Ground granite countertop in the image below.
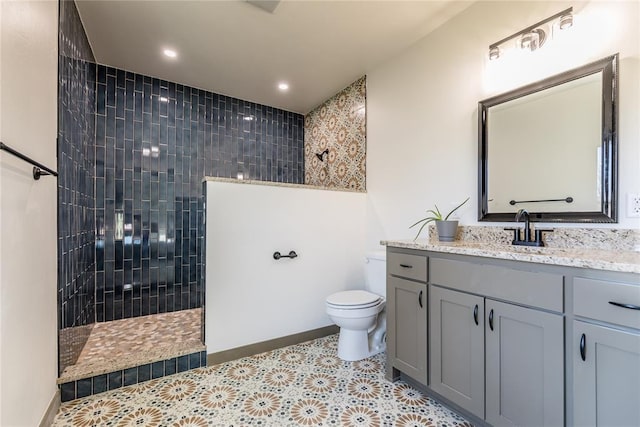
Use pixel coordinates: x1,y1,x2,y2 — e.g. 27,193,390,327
204,176,364,193
382,239,640,274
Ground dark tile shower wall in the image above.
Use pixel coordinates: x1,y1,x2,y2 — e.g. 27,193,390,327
57,0,97,372
94,65,305,322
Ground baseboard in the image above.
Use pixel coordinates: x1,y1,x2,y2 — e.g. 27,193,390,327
39,389,60,427
207,325,339,366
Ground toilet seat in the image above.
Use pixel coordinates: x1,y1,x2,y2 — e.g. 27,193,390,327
326,290,382,310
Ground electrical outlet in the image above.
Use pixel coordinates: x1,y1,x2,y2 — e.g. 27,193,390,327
627,193,640,218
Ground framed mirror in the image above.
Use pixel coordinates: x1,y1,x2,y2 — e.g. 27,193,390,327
478,54,618,223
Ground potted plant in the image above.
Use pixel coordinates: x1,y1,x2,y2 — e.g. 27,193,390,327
410,197,470,242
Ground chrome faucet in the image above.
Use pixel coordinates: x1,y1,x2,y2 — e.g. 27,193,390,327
505,209,553,247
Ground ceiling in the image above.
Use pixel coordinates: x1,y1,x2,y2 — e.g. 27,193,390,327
76,0,472,114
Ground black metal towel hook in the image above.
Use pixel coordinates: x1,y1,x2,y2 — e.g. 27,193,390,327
273,251,298,260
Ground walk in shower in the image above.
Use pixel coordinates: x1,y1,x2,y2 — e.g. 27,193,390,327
56,0,304,401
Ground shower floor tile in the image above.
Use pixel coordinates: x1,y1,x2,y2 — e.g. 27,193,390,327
58,308,204,383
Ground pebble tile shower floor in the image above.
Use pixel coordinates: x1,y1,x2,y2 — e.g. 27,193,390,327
53,334,471,426
59,308,205,383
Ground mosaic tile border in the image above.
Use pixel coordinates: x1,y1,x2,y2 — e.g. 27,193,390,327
59,350,207,402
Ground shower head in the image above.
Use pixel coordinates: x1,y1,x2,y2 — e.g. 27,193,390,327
316,149,329,162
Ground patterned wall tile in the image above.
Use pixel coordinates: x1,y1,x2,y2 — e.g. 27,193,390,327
304,77,366,191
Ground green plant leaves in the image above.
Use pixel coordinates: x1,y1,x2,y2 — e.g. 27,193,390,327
409,217,435,241
443,197,470,221
410,197,470,240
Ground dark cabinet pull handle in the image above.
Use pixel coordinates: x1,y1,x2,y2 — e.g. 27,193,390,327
489,309,494,331
273,251,298,260
609,301,640,310
418,290,423,308
399,264,413,269
473,304,479,325
580,333,586,361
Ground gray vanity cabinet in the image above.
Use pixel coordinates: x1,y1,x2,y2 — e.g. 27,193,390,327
386,244,638,427
429,285,485,418
386,250,428,385
572,276,640,426
430,286,564,425
387,275,428,385
485,299,564,427
572,322,640,426
428,255,564,426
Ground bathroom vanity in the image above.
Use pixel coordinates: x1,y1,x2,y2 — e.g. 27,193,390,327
384,239,640,427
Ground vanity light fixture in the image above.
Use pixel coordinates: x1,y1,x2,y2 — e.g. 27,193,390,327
559,12,573,30
488,46,500,60
488,7,573,60
518,29,545,52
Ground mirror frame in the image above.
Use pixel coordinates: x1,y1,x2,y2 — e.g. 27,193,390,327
478,54,618,223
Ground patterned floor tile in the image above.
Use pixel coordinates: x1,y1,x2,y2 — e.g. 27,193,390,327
53,335,471,426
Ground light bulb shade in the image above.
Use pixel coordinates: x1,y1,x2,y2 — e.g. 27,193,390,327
559,13,573,30
489,46,500,60
518,29,546,52
518,31,538,51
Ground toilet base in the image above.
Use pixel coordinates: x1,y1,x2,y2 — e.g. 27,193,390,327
337,316,386,361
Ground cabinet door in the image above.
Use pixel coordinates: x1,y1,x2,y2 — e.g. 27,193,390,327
573,321,640,427
485,299,564,427
429,285,485,419
387,276,427,384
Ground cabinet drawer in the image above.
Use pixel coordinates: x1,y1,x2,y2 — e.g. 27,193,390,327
574,277,640,329
387,252,427,282
430,257,564,312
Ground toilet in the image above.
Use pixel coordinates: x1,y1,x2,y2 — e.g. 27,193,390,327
326,251,386,361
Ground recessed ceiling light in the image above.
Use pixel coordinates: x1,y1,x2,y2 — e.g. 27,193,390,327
278,82,289,91
163,49,177,58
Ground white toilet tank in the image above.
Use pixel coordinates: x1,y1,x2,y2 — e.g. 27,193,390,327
364,251,386,297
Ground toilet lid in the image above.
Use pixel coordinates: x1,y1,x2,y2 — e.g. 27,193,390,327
326,290,381,308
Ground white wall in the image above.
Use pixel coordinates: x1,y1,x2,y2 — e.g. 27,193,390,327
205,180,366,353
0,0,59,425
366,0,640,249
